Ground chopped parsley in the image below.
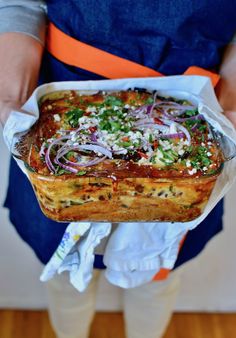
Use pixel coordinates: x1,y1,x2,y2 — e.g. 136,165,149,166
104,95,123,107
65,108,84,127
76,170,87,176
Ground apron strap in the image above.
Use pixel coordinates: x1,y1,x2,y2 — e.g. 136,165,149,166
47,23,220,87
47,22,162,78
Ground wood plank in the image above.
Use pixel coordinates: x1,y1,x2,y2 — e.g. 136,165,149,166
0,311,236,338
90,312,125,338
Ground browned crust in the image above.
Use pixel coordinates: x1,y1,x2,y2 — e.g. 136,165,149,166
29,172,217,222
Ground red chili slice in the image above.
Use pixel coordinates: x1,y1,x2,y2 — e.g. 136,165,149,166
137,151,148,159
153,140,158,149
154,118,164,125
89,126,97,133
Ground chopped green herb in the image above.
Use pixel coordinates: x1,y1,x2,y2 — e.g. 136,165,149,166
65,108,84,127
145,97,154,105
76,170,87,176
104,96,123,107
149,134,154,143
184,109,198,117
198,124,207,132
55,168,72,176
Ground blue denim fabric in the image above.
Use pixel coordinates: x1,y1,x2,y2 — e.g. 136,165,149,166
45,0,236,75
4,0,235,266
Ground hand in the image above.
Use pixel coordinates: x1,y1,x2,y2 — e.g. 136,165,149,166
216,79,236,128
0,33,44,126
0,100,25,127
223,111,236,128
215,43,236,129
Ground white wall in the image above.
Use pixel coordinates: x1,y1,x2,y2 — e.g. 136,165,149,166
1,132,236,311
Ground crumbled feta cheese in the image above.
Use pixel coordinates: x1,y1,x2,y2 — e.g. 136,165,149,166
53,114,61,122
207,152,212,157
186,159,191,168
188,168,197,175
159,140,171,150
86,106,97,113
99,107,106,113
178,149,185,156
137,157,151,165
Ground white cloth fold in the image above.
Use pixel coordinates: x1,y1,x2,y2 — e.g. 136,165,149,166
41,221,188,290
103,223,187,288
40,222,112,292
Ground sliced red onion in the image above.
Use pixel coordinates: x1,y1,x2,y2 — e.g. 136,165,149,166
57,129,72,134
39,142,47,157
77,144,113,158
162,112,204,123
191,123,198,131
132,105,148,113
134,117,155,126
135,123,169,133
54,157,79,174
45,135,71,172
149,102,163,116
146,105,153,115
175,124,191,144
156,132,185,139
160,118,191,144
158,104,195,110
45,150,56,173
113,149,128,155
90,132,98,142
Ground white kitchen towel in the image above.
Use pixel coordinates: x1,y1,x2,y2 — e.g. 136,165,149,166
40,222,111,292
103,223,187,288
40,221,188,291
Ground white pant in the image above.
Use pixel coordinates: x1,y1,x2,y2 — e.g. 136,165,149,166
46,270,181,338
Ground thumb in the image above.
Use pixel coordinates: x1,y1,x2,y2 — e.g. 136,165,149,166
224,111,236,129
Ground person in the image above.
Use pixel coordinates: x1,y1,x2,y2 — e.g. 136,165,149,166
0,1,236,338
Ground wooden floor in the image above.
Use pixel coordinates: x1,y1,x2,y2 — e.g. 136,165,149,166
0,311,235,338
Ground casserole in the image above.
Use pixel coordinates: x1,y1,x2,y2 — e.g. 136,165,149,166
16,88,225,222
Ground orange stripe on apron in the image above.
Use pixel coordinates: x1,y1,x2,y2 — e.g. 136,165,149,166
46,22,220,281
47,23,220,86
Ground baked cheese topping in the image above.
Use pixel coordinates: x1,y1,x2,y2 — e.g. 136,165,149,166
18,90,223,178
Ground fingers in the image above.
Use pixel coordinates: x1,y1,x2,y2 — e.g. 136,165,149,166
224,110,236,129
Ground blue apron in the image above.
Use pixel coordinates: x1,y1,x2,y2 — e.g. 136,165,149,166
4,0,235,268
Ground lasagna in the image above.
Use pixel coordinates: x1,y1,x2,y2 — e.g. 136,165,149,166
17,89,224,222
